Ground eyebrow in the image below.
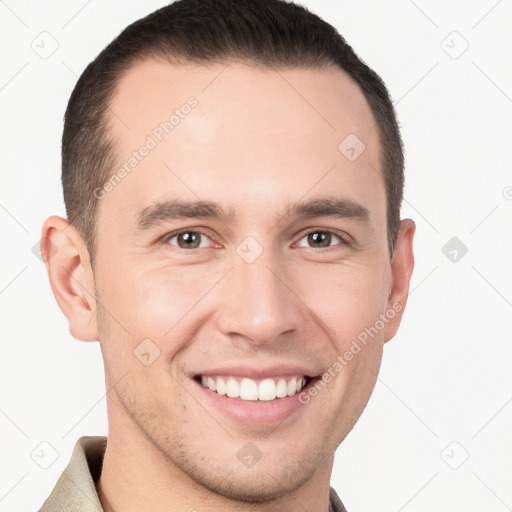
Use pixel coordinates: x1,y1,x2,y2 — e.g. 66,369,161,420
136,196,371,231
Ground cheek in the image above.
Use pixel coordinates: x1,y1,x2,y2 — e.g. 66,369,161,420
96,264,223,376
96,249,389,355
130,266,219,331
96,261,197,332
295,259,389,342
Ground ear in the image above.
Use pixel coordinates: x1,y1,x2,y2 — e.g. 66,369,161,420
383,218,416,343
40,215,99,342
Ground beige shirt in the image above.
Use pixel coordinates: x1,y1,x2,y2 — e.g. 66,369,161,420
39,436,348,512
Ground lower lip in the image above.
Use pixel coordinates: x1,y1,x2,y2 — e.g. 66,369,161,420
193,378,318,425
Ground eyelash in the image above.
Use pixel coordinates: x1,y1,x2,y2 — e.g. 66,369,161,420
160,228,351,251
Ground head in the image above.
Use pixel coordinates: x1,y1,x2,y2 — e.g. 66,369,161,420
42,0,415,504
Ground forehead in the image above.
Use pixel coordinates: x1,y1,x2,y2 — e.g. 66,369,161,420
98,58,385,236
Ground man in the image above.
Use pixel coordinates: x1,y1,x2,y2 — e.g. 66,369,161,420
39,0,415,510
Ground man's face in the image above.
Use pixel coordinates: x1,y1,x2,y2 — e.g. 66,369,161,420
91,59,407,500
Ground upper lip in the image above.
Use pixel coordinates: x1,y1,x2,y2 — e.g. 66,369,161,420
193,364,320,379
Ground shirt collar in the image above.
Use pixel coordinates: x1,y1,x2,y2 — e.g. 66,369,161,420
39,436,106,511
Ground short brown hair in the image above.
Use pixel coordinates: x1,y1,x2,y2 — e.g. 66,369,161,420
62,0,404,268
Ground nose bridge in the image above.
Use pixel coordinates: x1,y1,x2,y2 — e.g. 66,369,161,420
217,240,303,344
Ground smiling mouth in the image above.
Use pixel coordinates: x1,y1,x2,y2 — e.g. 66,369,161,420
194,374,316,401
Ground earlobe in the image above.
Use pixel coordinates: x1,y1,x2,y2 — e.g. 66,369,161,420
40,215,99,342
383,218,416,343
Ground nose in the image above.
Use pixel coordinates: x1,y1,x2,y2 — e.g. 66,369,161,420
216,243,304,347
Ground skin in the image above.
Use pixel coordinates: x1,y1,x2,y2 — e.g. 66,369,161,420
42,59,415,512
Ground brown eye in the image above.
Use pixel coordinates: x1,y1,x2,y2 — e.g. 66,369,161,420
165,231,211,249
308,232,332,248
295,230,346,249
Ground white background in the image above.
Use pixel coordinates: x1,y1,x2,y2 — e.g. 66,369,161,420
0,1,511,511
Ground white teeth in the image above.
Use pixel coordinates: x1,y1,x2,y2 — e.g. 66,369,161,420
276,378,288,398
287,377,297,396
259,378,276,401
199,375,308,401
226,377,240,398
216,376,226,396
240,378,259,400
